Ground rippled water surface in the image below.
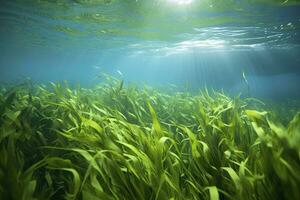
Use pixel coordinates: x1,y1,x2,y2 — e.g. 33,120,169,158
0,0,300,98
1,1,300,52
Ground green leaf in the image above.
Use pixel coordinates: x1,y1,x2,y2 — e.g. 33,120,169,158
222,167,240,191
147,101,163,137
81,117,103,133
205,186,219,200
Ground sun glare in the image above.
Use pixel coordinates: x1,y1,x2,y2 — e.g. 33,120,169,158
167,0,193,5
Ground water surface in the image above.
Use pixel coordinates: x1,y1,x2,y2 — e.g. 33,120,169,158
0,0,300,99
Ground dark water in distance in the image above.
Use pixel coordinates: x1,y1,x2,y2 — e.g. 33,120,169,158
0,0,300,99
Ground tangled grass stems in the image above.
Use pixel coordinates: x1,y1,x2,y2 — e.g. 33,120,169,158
0,78,299,200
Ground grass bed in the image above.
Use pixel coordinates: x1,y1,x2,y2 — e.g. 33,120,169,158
0,78,299,200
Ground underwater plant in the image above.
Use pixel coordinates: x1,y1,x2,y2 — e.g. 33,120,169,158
0,78,299,200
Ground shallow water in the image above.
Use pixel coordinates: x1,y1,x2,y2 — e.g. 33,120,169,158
1,0,299,125
1,0,300,100
1,1,300,200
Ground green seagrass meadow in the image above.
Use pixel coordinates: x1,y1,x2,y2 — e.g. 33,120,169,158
0,77,299,200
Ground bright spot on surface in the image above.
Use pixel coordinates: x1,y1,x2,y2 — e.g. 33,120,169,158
178,39,226,48
167,0,193,5
150,39,227,56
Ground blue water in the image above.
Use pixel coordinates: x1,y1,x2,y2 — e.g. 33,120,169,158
0,0,300,99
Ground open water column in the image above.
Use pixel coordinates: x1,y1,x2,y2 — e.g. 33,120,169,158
0,0,300,200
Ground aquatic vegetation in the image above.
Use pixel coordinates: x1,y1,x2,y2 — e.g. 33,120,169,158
0,78,299,200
